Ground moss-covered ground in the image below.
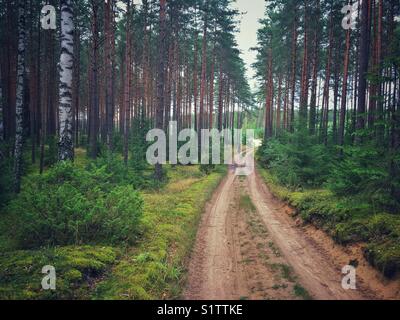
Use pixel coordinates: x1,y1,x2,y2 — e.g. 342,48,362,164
0,150,226,299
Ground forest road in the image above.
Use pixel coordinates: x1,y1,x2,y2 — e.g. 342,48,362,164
183,151,400,300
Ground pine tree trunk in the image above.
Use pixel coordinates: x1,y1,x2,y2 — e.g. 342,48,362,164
356,0,371,143
264,47,273,140
276,74,282,134
13,0,27,193
308,0,320,135
123,20,131,166
105,0,114,151
299,0,309,125
155,0,167,180
73,29,80,147
199,5,208,133
58,0,74,161
193,31,199,131
218,66,224,131
376,0,384,142
339,28,351,147
89,1,99,158
289,10,298,132
209,43,216,129
321,11,333,144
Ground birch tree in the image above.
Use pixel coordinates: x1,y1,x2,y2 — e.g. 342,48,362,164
13,0,27,193
58,0,74,161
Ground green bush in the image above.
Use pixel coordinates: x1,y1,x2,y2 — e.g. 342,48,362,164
0,156,13,207
89,154,146,189
257,130,333,188
364,241,400,278
327,145,400,212
2,161,143,249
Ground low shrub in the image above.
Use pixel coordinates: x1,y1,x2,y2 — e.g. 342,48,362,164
257,131,333,188
364,241,400,278
2,161,143,249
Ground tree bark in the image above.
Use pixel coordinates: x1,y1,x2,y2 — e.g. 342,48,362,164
89,1,99,158
13,0,27,193
356,0,371,143
339,28,351,147
58,0,74,161
155,0,167,180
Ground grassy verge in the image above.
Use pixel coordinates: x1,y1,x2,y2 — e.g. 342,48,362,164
93,165,227,299
257,164,400,278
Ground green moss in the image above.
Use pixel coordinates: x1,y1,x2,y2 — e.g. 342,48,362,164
0,246,120,300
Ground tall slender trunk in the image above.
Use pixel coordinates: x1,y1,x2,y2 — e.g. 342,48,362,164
321,10,334,144
155,0,167,179
339,28,351,147
105,0,114,151
218,66,224,131
299,0,309,125
193,31,199,131
73,29,80,147
289,9,298,132
376,0,384,142
276,74,282,134
58,0,74,161
123,3,132,165
283,75,289,130
89,1,99,158
199,4,208,133
209,42,216,129
356,0,371,143
13,0,27,193
309,0,320,135
264,47,273,140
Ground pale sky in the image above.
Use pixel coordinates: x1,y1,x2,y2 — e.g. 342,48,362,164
233,0,266,91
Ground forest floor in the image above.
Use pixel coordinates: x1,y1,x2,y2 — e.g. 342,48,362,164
0,160,227,300
184,159,400,300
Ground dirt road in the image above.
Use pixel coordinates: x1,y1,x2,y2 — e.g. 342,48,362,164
184,161,400,300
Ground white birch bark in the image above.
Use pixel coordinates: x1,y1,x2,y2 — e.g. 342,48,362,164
58,0,74,161
13,0,26,193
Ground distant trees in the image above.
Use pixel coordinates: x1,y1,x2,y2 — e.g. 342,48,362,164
255,0,400,148
255,0,400,211
0,0,253,192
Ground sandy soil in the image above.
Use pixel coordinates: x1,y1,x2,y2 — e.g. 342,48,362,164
183,155,400,300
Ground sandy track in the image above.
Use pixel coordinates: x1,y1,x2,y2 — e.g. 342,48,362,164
184,160,400,300
248,170,364,300
184,171,243,300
